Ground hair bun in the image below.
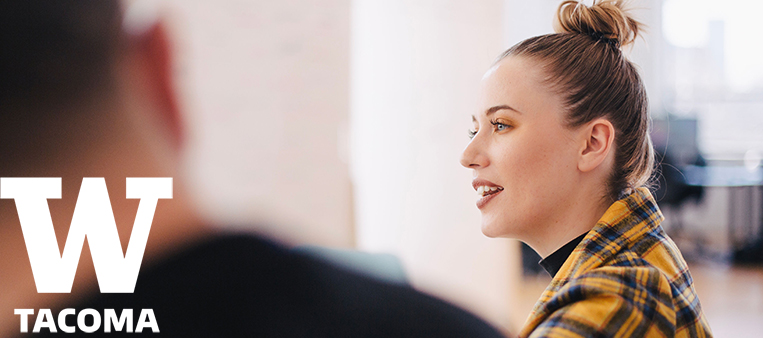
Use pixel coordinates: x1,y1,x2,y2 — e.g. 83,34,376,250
554,0,641,48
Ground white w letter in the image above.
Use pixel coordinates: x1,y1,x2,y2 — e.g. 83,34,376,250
1,177,172,293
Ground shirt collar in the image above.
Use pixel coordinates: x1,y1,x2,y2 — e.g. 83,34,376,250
523,188,666,334
538,232,588,277
549,187,664,283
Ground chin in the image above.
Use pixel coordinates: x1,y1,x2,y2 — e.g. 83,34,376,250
480,219,506,238
481,228,500,238
480,214,524,239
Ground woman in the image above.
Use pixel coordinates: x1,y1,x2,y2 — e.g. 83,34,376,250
460,0,712,337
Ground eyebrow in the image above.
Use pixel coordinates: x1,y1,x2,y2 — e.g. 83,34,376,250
486,105,522,116
472,105,522,122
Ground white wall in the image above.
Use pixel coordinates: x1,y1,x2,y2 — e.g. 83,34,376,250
502,0,557,48
159,0,355,247
627,0,665,117
351,0,520,332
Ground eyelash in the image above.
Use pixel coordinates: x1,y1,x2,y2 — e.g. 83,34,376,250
490,119,510,131
468,120,511,139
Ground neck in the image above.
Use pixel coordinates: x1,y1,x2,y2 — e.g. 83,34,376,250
525,186,611,259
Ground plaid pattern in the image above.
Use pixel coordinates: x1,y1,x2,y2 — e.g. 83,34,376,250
519,188,712,337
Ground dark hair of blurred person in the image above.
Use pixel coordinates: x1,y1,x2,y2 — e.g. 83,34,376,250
0,1,506,337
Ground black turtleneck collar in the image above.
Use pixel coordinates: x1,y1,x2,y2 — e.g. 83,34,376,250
538,232,588,278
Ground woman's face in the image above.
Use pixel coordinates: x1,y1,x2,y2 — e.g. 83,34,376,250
460,56,582,239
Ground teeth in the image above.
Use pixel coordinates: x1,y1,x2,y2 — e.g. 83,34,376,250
476,186,501,197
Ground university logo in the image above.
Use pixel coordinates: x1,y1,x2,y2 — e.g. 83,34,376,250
3,177,171,333
1,177,172,293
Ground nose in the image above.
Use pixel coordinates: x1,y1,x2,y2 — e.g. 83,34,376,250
460,136,489,169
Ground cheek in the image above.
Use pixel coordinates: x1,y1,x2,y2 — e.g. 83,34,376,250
495,126,579,219
499,129,569,188
481,123,579,237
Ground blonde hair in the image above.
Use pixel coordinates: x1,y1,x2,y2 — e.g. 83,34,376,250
554,0,641,48
498,0,653,201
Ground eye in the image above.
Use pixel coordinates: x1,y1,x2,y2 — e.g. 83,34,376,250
468,129,477,139
490,119,511,132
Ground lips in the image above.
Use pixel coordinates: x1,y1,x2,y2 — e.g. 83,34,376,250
472,178,504,209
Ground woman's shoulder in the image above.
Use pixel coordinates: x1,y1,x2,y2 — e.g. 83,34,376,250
572,231,698,307
524,264,710,337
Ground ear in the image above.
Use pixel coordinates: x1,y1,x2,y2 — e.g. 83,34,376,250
578,119,615,173
128,21,184,149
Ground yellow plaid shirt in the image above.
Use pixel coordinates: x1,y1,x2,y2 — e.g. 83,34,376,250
519,188,712,337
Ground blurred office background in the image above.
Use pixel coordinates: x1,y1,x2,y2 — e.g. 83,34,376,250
144,0,762,335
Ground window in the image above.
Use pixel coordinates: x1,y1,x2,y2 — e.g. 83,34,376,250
661,0,763,168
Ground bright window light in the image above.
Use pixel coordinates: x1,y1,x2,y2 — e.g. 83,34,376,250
663,0,763,91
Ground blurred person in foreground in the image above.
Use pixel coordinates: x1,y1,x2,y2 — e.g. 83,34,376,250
0,1,505,337
461,0,712,337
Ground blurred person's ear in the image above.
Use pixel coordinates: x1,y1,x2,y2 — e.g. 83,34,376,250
577,118,615,173
124,19,184,150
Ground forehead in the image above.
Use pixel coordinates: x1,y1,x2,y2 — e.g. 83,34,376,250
478,56,562,117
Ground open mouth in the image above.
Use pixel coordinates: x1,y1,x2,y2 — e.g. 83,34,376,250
472,179,504,209
476,185,504,197
475,185,504,209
